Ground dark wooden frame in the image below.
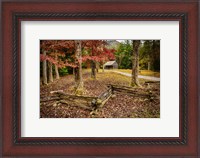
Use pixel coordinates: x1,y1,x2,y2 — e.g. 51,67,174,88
1,0,199,157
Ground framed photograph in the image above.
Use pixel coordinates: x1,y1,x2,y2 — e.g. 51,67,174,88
1,0,199,157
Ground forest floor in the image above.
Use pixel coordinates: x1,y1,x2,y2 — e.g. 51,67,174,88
40,72,160,118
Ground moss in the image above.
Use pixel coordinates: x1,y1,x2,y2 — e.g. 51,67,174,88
74,88,84,95
96,99,102,105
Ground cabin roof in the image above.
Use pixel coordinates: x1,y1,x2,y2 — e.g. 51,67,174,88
104,61,117,66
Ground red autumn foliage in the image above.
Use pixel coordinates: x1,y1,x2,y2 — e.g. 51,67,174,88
82,40,115,63
40,40,116,68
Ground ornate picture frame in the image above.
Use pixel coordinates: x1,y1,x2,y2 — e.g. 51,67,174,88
1,0,199,157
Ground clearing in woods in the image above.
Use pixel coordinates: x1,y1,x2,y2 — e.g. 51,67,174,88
40,71,160,118
40,40,160,118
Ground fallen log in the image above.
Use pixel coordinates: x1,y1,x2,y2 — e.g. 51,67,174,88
95,87,113,108
40,96,60,102
50,90,64,94
59,100,93,110
145,81,160,84
41,91,98,110
108,84,159,98
98,87,112,101
114,91,150,98
99,93,113,108
59,94,97,100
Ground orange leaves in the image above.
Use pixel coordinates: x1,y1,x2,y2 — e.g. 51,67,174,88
41,40,75,51
40,54,77,68
40,40,116,68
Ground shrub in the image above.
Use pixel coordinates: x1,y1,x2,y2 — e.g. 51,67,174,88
59,67,68,76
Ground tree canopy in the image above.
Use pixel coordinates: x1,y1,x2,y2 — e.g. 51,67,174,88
114,40,160,71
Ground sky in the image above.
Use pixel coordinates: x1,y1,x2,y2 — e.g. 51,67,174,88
116,40,126,43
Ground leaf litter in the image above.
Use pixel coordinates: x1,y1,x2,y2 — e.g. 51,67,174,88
40,72,160,118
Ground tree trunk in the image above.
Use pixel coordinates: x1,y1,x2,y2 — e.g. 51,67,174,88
74,40,83,93
148,62,151,71
91,60,96,79
55,65,59,79
48,61,53,83
74,67,79,84
131,40,141,87
118,54,124,68
102,61,105,72
55,54,60,79
42,51,47,85
96,62,99,73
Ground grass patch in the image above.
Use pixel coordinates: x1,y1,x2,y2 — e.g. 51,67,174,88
117,69,160,77
140,70,160,77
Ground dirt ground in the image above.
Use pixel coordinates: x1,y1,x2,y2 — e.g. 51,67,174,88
40,72,160,118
